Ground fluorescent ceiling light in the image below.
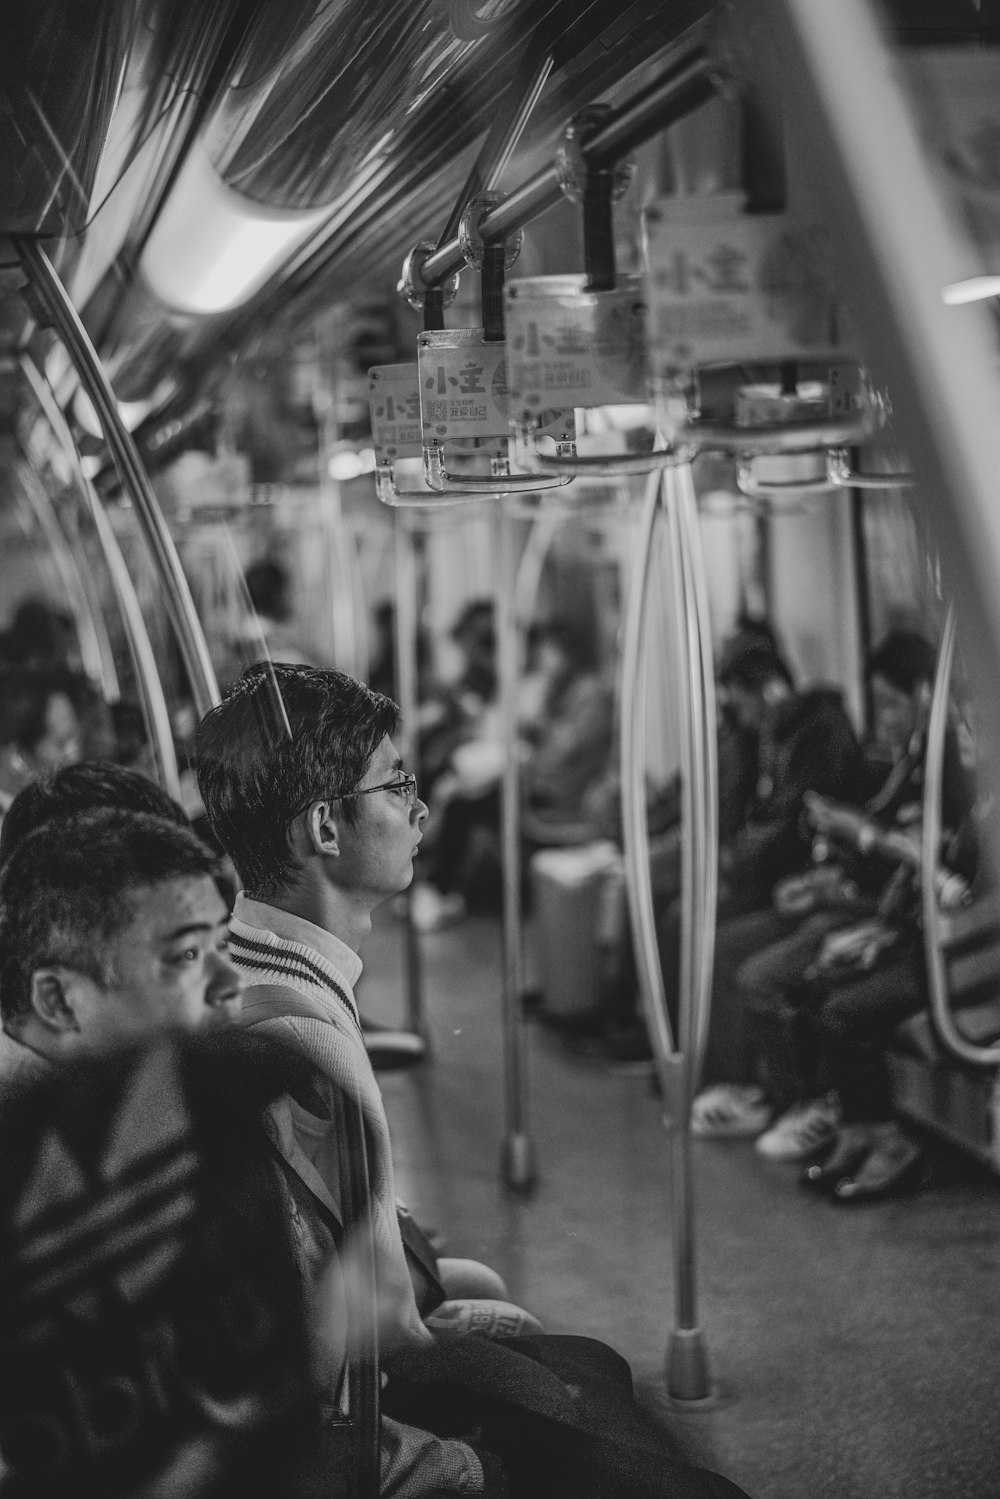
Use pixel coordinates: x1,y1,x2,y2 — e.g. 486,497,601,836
942,276,1000,305
141,143,330,315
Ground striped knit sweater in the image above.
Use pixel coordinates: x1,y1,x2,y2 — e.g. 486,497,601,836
227,895,427,1341
228,897,486,1497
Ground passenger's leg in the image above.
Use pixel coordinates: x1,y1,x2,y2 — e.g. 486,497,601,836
700,906,802,1086
802,944,925,1198
737,909,849,1109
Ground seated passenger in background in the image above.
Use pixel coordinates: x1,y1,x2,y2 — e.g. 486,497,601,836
693,629,970,1151
0,597,78,673
235,555,316,670
619,647,866,1073
0,806,241,1089
0,1034,327,1498
413,598,502,928
0,665,82,820
195,662,749,1499
519,618,615,848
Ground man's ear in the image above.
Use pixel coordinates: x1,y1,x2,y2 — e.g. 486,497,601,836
305,800,341,858
28,967,84,1035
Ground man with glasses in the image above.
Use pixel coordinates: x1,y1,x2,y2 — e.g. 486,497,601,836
194,661,504,1496
195,662,749,1499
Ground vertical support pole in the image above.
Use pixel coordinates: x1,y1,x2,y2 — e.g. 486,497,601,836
849,486,875,731
393,509,427,1042
676,464,719,1082
19,353,182,799
621,464,714,1401
319,402,362,677
13,238,219,718
495,497,536,1189
621,470,676,1069
663,463,711,1403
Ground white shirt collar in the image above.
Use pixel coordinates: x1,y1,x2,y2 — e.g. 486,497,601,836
231,893,364,989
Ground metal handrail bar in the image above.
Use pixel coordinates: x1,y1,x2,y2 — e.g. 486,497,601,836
436,47,555,249
921,606,1000,1067
418,44,716,287
826,449,913,491
13,238,220,720
20,353,182,799
676,412,881,457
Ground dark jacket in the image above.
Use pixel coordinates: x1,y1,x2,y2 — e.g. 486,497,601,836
726,687,865,903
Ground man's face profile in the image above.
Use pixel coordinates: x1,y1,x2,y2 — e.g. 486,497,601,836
63,876,242,1047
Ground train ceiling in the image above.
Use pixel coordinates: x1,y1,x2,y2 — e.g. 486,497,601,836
0,0,993,466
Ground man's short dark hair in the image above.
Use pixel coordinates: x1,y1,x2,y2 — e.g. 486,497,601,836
0,761,188,866
866,630,936,696
0,808,219,1026
194,661,400,900
719,647,794,694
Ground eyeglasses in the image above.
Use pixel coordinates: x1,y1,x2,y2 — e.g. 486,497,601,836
333,771,419,807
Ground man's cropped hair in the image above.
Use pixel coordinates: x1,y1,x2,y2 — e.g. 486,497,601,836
0,808,218,1026
0,760,188,866
866,630,936,696
194,661,400,899
719,646,793,694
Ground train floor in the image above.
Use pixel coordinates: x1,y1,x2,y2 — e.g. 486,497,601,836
360,908,1000,1499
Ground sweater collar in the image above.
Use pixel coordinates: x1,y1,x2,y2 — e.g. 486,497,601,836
232,894,364,989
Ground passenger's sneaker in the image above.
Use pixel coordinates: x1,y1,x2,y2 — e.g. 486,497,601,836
755,1093,841,1160
690,1084,772,1139
409,885,467,932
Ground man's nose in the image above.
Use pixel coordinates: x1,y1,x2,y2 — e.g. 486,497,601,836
207,950,243,1006
413,795,429,825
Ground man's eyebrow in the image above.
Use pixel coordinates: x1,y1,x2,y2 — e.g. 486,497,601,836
161,918,229,942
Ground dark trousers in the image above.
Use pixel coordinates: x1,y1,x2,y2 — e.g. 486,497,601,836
736,924,926,1119
383,1333,751,1499
804,943,925,1121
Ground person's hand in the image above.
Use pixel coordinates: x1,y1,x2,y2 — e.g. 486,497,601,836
880,825,922,868
774,872,820,915
774,865,853,915
805,792,866,844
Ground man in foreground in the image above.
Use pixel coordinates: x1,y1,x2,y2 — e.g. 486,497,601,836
195,661,749,1499
0,805,242,1072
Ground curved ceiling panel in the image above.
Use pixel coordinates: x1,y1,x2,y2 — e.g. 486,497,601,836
115,2,710,417
0,0,140,237
4,0,713,443
205,0,523,211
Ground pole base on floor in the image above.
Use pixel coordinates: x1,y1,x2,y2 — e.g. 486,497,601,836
501,1131,537,1190
666,1326,711,1403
